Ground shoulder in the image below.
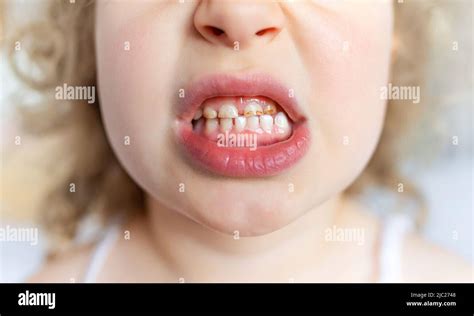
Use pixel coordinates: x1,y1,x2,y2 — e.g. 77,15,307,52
401,234,473,282
27,244,94,283
342,198,473,283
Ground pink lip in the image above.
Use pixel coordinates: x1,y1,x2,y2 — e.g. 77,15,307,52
176,73,311,177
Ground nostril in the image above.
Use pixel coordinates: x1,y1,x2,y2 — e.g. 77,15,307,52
255,27,278,36
205,26,225,36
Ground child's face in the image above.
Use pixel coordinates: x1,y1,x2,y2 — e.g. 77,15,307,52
96,0,392,236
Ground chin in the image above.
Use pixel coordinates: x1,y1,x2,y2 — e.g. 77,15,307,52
183,193,306,237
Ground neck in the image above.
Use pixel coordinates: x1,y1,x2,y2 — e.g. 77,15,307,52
144,194,343,282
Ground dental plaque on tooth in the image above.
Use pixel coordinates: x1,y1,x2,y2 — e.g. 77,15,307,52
192,96,292,145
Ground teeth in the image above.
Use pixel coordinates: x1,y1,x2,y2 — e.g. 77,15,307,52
246,116,260,131
203,106,217,119
220,118,233,132
218,103,238,118
263,104,277,115
193,108,203,120
259,115,273,133
234,116,246,132
205,118,218,134
274,112,290,133
244,102,263,117
199,100,291,137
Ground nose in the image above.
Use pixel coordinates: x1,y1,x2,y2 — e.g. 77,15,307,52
194,0,285,49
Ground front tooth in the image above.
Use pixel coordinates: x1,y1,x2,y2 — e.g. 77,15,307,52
263,104,277,115
193,108,203,120
246,116,260,131
274,112,290,133
203,106,217,119
234,116,246,132
220,118,233,132
205,118,218,134
244,102,263,117
218,103,238,118
260,115,273,133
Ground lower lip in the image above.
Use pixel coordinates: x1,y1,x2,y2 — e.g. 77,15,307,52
177,121,310,177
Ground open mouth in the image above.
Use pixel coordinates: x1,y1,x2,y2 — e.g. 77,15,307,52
176,73,310,177
192,96,292,146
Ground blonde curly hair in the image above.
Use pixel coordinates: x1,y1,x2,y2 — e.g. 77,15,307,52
3,0,436,250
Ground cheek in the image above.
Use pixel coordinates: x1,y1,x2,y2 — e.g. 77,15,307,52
96,19,175,130
95,5,184,181
303,6,392,183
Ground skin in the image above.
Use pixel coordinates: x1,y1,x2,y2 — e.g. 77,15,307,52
31,0,472,282
95,0,390,237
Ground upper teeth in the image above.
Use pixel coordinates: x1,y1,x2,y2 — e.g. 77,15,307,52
193,108,203,120
244,102,263,117
263,104,277,115
194,99,291,136
218,103,239,118
274,112,290,134
274,112,289,128
203,106,217,119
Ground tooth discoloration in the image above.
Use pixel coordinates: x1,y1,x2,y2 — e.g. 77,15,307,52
244,102,263,117
263,104,277,115
194,97,292,142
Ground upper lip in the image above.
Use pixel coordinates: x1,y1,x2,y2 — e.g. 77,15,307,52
176,72,306,123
